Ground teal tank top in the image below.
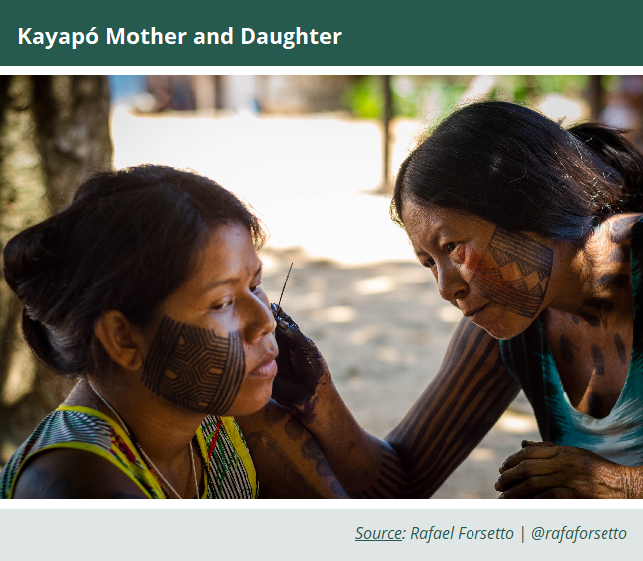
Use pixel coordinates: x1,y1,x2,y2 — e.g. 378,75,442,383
500,217,643,466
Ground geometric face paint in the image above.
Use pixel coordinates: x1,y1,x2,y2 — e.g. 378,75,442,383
470,229,554,318
142,315,246,415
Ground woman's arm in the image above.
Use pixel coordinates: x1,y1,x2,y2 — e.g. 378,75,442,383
272,312,521,498
235,400,348,498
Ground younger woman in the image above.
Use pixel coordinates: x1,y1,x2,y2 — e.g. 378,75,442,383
1,165,344,499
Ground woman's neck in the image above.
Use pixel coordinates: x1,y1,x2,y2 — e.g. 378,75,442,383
66,377,205,467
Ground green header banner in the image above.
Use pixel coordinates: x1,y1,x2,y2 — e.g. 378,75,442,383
2,0,642,66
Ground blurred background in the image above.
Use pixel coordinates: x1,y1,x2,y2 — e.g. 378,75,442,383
2,74,643,498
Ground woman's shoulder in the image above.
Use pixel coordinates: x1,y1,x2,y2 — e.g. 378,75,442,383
11,447,147,498
602,213,643,244
2,407,151,499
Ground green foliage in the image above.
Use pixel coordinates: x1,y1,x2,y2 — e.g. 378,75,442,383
343,75,614,120
342,76,384,119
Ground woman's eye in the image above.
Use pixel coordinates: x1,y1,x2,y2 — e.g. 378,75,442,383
211,300,232,311
250,281,262,293
424,257,436,268
444,242,457,253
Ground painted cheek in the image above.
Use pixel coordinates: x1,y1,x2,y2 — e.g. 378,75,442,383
142,315,246,415
459,246,482,271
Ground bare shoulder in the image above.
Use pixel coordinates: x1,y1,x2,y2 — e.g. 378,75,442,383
604,213,643,244
12,448,147,499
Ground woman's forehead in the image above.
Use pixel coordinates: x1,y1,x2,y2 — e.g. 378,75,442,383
402,201,483,233
189,224,260,288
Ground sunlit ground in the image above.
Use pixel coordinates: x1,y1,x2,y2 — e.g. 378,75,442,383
112,106,417,265
112,107,541,498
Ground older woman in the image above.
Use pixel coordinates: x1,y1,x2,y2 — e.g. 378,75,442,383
273,101,643,498
1,165,345,499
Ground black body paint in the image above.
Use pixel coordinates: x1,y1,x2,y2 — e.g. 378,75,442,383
470,230,553,318
559,334,578,365
608,248,630,263
579,311,601,327
270,304,324,423
570,314,579,324
143,315,245,414
244,432,325,498
591,344,605,376
615,334,627,365
301,438,334,478
610,216,639,243
285,416,305,439
596,273,630,289
582,298,614,313
263,401,289,425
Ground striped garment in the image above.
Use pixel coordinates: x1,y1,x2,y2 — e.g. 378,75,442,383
0,405,258,499
500,217,643,466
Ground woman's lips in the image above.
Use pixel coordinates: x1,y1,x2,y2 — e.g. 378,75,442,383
463,303,488,318
248,356,278,379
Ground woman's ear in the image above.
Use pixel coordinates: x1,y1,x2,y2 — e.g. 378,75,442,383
94,311,146,372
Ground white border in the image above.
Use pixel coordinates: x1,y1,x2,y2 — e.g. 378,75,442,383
1,67,642,511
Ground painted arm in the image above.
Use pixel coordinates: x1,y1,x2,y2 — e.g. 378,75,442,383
271,309,520,498
235,400,348,498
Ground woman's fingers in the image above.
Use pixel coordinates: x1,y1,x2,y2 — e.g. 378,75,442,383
499,443,558,474
496,456,560,491
498,471,568,498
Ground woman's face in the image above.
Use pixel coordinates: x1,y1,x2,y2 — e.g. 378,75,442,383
141,222,277,417
402,200,555,339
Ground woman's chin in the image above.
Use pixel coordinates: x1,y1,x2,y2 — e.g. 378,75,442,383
222,378,275,417
473,311,532,340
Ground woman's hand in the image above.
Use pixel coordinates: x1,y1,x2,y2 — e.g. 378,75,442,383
495,441,640,498
270,304,331,423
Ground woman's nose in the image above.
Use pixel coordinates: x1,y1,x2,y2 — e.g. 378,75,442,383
243,293,276,343
437,263,468,302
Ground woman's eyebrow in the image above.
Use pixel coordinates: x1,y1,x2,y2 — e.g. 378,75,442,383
201,263,262,293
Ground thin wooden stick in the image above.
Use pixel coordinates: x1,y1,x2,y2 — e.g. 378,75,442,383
275,262,293,320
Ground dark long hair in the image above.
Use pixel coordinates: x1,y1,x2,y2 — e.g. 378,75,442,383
392,101,643,241
2,165,265,377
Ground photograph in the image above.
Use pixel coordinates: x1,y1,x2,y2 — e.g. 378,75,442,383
2,74,643,500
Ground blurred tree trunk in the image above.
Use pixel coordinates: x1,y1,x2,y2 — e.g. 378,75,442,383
0,76,112,463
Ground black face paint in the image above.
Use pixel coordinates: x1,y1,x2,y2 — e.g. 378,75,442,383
142,315,245,415
591,344,605,376
470,229,553,318
614,334,627,365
